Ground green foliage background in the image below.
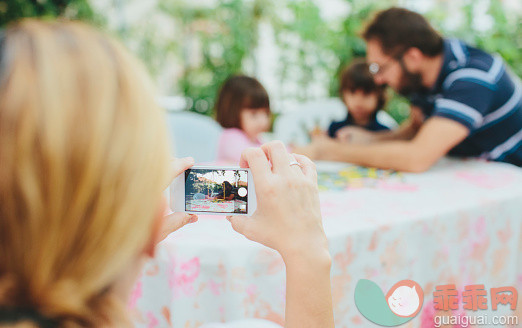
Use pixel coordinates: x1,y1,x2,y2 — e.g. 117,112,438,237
0,0,100,26
2,0,521,123
155,0,522,122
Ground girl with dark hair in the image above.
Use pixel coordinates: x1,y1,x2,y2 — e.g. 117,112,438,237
215,75,271,163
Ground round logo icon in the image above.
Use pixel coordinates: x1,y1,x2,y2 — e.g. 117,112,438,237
386,280,424,318
355,279,424,326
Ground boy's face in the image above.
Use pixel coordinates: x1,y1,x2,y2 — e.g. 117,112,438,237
342,90,379,123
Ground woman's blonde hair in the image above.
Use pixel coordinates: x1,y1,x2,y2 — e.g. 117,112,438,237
0,20,171,327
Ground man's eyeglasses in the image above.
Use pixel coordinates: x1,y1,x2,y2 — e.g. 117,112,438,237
368,52,405,76
369,61,392,76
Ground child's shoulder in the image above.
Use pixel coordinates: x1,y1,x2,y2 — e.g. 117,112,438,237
221,128,248,138
219,128,252,144
371,111,391,131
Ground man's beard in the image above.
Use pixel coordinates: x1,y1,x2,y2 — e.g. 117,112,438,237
396,60,425,97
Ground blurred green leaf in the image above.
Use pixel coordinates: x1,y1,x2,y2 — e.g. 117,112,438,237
0,0,101,27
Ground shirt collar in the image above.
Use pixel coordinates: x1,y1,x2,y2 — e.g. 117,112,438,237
431,38,468,93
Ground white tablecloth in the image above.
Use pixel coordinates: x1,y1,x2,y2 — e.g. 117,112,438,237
131,159,522,327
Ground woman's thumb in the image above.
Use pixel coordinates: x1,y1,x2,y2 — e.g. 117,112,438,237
227,215,259,242
161,212,198,240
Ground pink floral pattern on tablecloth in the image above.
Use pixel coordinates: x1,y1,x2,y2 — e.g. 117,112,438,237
132,159,522,327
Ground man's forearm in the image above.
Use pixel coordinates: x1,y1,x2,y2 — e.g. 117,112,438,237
323,140,433,172
315,116,467,172
372,120,420,142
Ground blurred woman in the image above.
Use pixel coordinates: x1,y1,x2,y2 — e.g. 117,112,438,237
0,20,333,328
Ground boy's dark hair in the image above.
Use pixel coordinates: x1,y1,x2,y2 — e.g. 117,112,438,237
339,58,386,110
362,7,443,57
215,75,270,129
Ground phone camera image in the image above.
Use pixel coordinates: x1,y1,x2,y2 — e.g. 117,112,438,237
185,169,248,214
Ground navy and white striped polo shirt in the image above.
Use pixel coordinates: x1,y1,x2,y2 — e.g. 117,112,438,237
409,38,522,166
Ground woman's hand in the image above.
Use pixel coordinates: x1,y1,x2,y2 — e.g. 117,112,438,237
160,207,198,241
291,143,318,161
228,141,334,328
160,157,199,241
227,141,328,261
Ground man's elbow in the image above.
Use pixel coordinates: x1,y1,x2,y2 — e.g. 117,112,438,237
403,153,438,173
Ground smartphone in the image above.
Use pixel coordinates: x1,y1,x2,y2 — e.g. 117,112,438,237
170,166,256,216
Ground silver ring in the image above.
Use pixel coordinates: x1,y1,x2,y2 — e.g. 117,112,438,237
289,160,302,167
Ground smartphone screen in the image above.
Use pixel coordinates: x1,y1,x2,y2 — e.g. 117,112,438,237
184,168,249,214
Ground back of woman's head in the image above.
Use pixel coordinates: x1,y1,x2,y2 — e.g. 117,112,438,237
0,20,170,327
215,75,270,129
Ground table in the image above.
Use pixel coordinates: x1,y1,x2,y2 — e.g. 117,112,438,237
130,158,522,327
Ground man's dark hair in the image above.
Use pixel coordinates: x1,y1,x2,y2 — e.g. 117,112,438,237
362,7,444,57
339,58,386,110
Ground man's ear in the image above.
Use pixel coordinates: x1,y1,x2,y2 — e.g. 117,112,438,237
403,47,424,71
143,197,168,258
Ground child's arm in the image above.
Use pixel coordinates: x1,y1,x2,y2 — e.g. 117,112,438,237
373,106,424,141
337,106,424,143
372,118,421,141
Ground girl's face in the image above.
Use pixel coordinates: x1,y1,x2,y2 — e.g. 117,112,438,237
240,108,270,140
342,89,379,124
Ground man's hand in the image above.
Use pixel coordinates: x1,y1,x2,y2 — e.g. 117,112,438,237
409,106,425,130
293,135,340,161
336,126,376,144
